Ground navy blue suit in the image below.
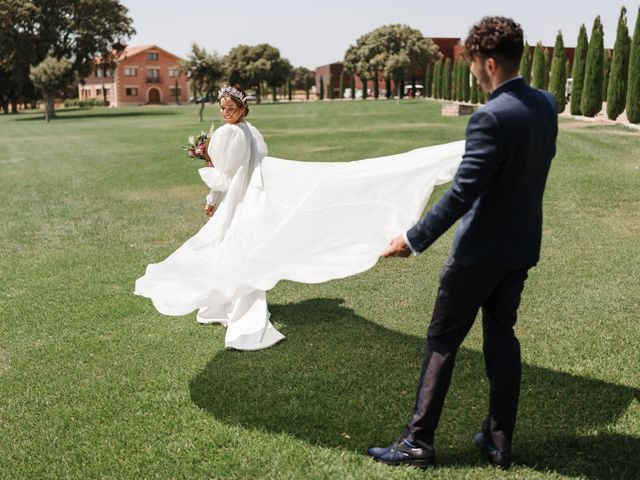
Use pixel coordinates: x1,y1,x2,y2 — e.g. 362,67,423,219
403,78,557,452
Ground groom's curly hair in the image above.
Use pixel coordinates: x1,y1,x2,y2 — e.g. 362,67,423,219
463,17,524,73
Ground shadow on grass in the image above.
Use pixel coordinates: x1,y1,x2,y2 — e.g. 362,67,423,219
14,109,178,122
190,298,639,479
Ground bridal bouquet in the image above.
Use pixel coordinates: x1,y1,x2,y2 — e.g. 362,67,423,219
183,123,215,162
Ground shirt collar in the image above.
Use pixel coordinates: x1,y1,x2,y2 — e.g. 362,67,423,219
489,75,524,100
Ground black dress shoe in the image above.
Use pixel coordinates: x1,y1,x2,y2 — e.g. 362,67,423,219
367,438,435,469
473,432,512,469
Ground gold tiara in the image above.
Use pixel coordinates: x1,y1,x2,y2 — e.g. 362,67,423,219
218,85,247,104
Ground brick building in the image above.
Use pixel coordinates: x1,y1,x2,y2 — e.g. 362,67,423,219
79,45,189,106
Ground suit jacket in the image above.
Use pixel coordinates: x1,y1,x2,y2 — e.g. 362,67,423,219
406,77,558,269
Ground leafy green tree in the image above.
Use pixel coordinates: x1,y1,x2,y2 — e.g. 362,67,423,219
627,7,640,123
0,0,134,118
531,43,547,89
571,24,589,115
549,31,567,113
291,66,313,90
182,43,224,121
607,7,631,120
581,16,605,117
225,44,291,104
361,74,368,99
343,24,440,102
520,42,532,84
351,75,356,99
424,63,433,98
29,57,73,122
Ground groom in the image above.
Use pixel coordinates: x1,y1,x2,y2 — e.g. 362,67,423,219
371,17,557,468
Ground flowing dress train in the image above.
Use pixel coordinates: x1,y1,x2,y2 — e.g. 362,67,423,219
135,121,464,350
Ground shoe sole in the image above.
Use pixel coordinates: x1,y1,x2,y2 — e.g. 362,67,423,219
371,457,434,469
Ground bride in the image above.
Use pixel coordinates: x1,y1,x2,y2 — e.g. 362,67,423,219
135,85,465,351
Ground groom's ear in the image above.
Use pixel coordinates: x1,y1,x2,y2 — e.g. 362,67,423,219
486,58,499,75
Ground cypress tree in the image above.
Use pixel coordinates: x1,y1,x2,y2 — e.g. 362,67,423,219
571,24,589,115
453,62,459,100
361,74,368,100
627,7,640,123
471,75,479,104
581,16,605,117
607,7,631,120
603,50,611,102
373,71,379,99
433,60,442,98
549,31,567,113
520,42,532,83
531,43,546,89
443,58,452,100
463,63,471,102
339,73,344,99
319,76,324,100
288,79,292,101
425,63,433,98
350,75,356,99
305,74,310,100
544,48,551,89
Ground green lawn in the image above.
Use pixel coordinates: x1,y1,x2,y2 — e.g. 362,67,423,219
1,101,638,479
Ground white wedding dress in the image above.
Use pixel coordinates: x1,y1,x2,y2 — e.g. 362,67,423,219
134,121,464,350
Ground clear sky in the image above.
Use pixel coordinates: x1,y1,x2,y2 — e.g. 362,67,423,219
120,0,637,69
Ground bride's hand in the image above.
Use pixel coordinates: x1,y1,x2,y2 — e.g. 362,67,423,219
204,203,216,217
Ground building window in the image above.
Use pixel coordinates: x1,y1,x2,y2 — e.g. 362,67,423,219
124,67,137,76
170,88,181,96
168,68,180,77
147,52,159,61
104,68,111,77
96,88,102,96
95,68,103,78
147,69,160,82
125,87,139,96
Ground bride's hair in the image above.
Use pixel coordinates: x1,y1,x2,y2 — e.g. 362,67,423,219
219,85,250,116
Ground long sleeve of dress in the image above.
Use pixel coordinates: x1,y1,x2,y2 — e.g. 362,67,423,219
199,124,251,206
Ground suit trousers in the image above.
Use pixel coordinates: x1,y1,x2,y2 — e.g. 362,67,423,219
403,257,529,452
